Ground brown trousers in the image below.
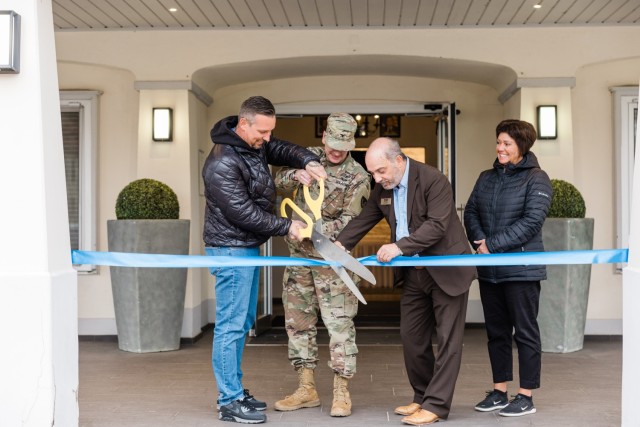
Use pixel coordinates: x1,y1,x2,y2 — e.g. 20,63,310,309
400,268,469,419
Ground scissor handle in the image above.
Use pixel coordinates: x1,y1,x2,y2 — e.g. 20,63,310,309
280,198,312,239
303,178,324,222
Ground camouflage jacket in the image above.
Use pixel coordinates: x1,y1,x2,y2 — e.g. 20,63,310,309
275,146,371,258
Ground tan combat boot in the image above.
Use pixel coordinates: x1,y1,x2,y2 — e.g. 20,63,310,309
274,367,321,411
330,374,352,417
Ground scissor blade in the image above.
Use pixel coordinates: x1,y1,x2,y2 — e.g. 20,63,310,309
330,265,367,305
311,228,377,285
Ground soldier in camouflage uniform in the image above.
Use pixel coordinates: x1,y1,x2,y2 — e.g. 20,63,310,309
274,113,371,417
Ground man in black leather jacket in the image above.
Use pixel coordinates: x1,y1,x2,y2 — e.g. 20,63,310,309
202,96,326,424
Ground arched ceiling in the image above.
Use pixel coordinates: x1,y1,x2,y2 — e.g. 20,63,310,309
193,55,516,94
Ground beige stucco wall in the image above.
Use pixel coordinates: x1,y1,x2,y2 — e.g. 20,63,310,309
58,63,138,325
55,24,640,335
572,57,640,323
54,26,640,91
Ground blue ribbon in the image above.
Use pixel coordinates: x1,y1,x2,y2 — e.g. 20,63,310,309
72,249,628,268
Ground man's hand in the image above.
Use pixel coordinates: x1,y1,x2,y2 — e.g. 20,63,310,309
305,161,327,181
474,239,490,254
334,240,347,252
377,243,403,263
294,169,313,186
288,220,308,241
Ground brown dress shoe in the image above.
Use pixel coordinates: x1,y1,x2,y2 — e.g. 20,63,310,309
401,409,440,425
394,402,421,416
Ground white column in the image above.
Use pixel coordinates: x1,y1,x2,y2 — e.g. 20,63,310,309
0,1,78,426
622,84,640,427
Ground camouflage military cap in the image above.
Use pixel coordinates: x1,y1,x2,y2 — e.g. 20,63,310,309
325,113,357,151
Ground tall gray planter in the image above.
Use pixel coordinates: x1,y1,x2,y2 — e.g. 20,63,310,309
539,218,594,353
107,219,190,353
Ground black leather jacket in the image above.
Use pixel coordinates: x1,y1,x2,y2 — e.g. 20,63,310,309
202,116,319,248
464,152,552,283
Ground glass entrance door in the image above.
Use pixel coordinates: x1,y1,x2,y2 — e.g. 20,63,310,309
437,102,458,201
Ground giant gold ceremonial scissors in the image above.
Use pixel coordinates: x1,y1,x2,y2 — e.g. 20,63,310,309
281,178,376,305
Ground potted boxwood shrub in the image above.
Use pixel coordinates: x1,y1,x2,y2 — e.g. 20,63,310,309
107,178,190,353
539,179,594,353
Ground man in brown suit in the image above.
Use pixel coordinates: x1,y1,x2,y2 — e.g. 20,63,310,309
335,137,476,425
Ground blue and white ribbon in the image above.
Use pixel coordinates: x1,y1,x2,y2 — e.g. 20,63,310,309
72,249,628,268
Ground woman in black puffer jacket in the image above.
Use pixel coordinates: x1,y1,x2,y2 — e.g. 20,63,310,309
464,120,552,418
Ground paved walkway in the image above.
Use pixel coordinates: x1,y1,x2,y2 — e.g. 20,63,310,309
79,328,621,426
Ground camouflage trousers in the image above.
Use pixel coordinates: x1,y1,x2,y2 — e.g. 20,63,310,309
282,264,359,378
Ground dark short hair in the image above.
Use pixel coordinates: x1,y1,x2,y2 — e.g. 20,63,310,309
239,96,276,123
495,119,537,155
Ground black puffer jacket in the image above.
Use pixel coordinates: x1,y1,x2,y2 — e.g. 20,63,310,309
202,116,319,248
464,152,552,283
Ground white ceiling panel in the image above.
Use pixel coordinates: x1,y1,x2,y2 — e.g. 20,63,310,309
510,0,542,25
462,0,489,25
245,0,274,27
414,1,437,26
56,0,101,27
56,0,113,28
108,0,153,28
431,0,455,26
383,0,402,27
476,0,507,26
350,0,368,27
87,1,135,28
398,0,422,26
212,0,245,27
52,0,640,31
174,0,212,27
333,0,353,27
228,1,260,27
447,0,474,26
155,0,189,26
53,4,92,29
196,1,229,26
262,0,291,27
298,0,322,28
622,3,640,22
591,0,630,23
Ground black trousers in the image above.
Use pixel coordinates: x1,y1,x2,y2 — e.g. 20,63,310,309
479,280,541,390
400,268,469,418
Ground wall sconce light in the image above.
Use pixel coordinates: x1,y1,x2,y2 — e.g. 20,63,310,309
0,10,21,74
537,105,557,140
152,108,173,141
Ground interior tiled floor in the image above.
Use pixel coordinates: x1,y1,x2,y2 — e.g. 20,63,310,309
79,327,621,426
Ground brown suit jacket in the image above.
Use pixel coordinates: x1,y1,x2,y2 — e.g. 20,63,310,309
337,158,476,296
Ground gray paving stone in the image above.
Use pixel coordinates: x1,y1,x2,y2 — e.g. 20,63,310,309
79,328,621,426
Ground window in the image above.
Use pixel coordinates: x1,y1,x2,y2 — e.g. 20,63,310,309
612,86,638,272
60,91,100,273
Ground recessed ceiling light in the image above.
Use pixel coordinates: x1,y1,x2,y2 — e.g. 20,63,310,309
169,7,178,12
533,4,542,8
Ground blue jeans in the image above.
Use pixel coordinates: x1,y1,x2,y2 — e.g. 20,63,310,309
205,246,261,406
